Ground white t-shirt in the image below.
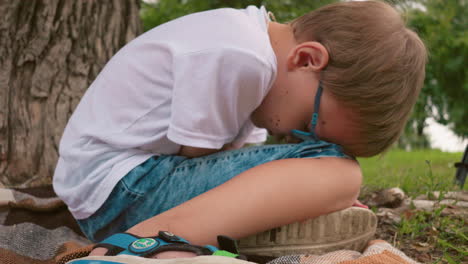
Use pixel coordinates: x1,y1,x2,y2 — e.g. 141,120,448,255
53,6,277,219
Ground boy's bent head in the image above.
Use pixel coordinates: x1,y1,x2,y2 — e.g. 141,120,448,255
291,1,427,157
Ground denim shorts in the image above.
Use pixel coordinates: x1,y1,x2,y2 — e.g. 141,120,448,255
77,139,349,242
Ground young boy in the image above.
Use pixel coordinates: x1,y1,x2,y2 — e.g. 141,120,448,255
53,0,426,259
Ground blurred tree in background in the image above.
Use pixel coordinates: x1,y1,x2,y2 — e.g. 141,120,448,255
401,0,467,149
141,0,467,150
140,0,337,31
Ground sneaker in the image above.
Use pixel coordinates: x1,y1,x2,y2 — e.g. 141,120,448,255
238,207,377,257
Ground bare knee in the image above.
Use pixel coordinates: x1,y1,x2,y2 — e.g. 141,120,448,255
315,157,362,213
274,157,362,217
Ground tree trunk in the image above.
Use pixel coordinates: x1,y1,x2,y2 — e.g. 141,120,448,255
0,0,141,187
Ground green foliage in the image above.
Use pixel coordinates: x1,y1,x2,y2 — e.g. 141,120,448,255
403,0,468,144
255,0,338,22
140,0,256,31
140,0,337,31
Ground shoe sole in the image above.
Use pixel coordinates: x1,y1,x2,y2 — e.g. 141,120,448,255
238,207,377,257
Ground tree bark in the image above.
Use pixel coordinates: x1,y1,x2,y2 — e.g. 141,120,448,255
0,0,141,187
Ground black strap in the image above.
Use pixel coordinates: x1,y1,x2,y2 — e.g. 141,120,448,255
217,235,240,254
142,244,213,258
92,243,125,256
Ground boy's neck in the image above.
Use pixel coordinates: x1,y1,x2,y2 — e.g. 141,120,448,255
250,22,304,133
267,22,297,66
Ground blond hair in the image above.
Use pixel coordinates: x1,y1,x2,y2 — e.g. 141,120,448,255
291,0,427,157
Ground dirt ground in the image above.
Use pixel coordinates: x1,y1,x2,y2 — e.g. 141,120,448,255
374,218,438,263
363,189,467,263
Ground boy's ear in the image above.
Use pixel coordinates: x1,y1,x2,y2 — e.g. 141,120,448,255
287,42,329,72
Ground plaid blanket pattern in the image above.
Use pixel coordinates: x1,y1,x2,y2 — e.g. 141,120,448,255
0,186,420,264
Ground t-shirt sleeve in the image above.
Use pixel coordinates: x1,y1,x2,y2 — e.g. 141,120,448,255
244,127,268,144
167,49,273,149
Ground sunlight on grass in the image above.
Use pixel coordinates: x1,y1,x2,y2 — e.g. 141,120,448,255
358,149,465,196
358,149,467,263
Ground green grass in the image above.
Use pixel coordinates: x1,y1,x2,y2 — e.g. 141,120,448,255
358,149,466,196
396,203,467,263
358,148,467,263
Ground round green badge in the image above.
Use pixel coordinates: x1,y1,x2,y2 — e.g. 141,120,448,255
130,238,158,252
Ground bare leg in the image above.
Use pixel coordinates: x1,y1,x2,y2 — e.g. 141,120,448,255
91,157,361,256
